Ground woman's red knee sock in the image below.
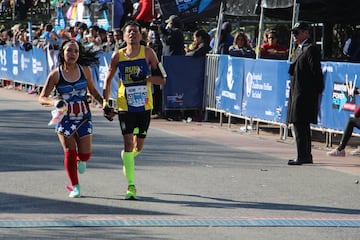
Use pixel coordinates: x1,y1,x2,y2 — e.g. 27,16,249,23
78,152,91,162
64,149,78,186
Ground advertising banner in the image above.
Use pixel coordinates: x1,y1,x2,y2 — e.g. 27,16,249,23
242,58,289,123
217,55,244,115
162,55,206,109
321,61,360,132
157,0,220,23
97,51,119,99
0,46,48,86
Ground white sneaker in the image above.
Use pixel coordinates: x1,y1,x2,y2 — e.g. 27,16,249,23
69,185,81,198
327,149,345,157
350,148,360,156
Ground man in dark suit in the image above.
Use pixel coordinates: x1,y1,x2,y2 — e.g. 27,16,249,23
287,23,324,165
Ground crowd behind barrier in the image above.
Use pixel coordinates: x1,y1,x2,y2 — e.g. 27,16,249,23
1,45,360,146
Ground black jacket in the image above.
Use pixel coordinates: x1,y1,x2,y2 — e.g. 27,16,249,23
160,27,185,56
287,39,324,124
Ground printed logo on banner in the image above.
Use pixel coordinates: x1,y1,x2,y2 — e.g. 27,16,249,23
221,59,236,101
226,60,234,90
12,49,19,76
245,72,253,97
20,54,30,71
167,93,184,105
32,58,44,74
245,71,272,99
0,48,6,66
332,74,357,111
12,49,18,65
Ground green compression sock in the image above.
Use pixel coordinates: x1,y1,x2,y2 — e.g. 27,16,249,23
122,151,135,186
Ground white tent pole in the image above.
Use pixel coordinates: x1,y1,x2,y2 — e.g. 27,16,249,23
112,0,115,30
288,0,299,60
255,4,264,59
213,1,224,54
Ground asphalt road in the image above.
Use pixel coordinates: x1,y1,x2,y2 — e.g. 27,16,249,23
0,87,360,240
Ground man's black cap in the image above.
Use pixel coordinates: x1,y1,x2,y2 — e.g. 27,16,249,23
291,22,310,32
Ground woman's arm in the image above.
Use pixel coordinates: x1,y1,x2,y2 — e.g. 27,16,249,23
83,65,103,106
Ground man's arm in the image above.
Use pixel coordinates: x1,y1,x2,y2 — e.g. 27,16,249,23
145,47,166,85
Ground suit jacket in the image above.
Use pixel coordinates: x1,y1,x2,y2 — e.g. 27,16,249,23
287,39,324,124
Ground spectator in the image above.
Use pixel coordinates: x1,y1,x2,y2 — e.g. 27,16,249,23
221,21,234,47
114,28,124,51
88,25,100,42
84,31,102,52
41,23,62,50
57,29,71,42
74,22,88,44
103,30,115,52
209,22,234,51
229,31,255,58
260,30,288,59
141,28,148,43
343,29,360,62
67,26,76,39
11,23,22,46
0,28,6,45
216,29,230,55
18,30,32,51
147,24,162,59
186,29,211,57
208,27,216,50
32,29,45,48
4,30,13,46
160,15,185,56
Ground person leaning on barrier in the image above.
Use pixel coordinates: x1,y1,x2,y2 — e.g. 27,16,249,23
229,31,255,58
260,30,288,60
327,90,360,157
185,29,211,57
287,23,324,166
102,20,166,200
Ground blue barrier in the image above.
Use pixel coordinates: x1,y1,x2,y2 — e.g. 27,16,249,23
1,45,360,135
321,61,360,133
162,55,206,110
215,55,360,133
0,46,48,85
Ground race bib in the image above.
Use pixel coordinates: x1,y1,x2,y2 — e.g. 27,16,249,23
126,85,148,107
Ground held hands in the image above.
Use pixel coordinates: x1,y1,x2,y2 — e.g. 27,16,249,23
130,68,147,82
103,103,115,121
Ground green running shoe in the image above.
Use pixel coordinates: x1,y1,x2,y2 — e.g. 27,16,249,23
125,185,137,200
69,184,80,198
77,161,86,174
